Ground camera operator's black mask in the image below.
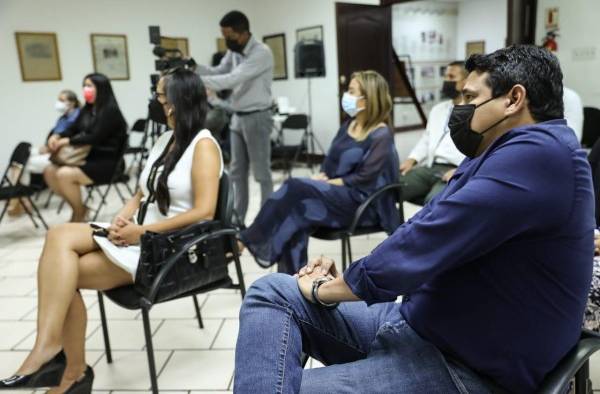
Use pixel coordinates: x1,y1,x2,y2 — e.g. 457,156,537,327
226,37,245,53
148,97,167,125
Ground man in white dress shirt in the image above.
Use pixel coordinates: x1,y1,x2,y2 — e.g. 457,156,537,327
563,86,583,142
399,61,467,204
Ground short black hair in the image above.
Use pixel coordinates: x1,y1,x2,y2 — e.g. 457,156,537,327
465,45,564,122
447,60,467,77
220,10,249,33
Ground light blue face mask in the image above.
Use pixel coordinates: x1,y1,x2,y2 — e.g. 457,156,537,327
341,92,364,117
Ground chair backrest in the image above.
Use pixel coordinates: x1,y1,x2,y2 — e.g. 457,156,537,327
582,107,600,148
214,171,233,225
9,142,32,167
1,142,31,187
281,114,309,130
131,118,147,133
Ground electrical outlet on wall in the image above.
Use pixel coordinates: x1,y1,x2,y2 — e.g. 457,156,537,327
572,46,597,61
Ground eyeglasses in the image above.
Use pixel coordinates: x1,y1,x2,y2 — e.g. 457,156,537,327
153,91,168,104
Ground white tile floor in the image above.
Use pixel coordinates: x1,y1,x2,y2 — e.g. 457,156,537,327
2,168,599,393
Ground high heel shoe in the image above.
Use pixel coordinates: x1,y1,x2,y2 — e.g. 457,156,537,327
0,350,66,389
64,365,94,394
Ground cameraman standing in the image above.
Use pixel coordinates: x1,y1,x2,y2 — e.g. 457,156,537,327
197,10,274,224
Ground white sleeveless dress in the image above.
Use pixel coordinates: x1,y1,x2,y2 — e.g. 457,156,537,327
93,129,224,280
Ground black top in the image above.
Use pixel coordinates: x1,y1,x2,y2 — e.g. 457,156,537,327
62,105,127,157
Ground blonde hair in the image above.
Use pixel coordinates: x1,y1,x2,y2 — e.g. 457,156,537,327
351,70,392,139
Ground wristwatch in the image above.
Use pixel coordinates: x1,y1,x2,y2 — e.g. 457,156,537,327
311,277,339,309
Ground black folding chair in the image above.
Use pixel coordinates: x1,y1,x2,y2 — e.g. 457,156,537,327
582,107,600,149
96,171,246,394
272,114,310,176
84,138,135,221
311,183,404,271
0,142,48,229
537,329,600,393
124,118,150,185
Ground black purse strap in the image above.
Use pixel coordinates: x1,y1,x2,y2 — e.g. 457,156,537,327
137,135,174,225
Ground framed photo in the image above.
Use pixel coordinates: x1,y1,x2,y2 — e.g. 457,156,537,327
439,65,447,77
216,37,227,53
15,32,62,81
466,41,485,58
545,7,559,30
296,25,323,42
263,33,288,80
160,36,189,57
90,34,129,80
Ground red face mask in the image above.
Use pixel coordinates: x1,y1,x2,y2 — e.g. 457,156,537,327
83,86,96,104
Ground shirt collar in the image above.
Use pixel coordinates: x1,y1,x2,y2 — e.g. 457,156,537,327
242,35,256,57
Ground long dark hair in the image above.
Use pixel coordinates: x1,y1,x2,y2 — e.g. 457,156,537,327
82,73,126,129
155,69,208,215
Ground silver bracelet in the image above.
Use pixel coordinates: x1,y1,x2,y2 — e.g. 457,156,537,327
311,277,339,309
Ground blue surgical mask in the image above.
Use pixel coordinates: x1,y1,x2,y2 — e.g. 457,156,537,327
341,92,364,117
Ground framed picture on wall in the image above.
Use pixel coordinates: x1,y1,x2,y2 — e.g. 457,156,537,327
216,37,227,53
466,41,485,58
296,25,323,42
91,33,130,80
263,33,288,80
160,36,189,57
15,32,62,81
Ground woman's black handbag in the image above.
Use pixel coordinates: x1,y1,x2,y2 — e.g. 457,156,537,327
133,138,230,304
134,220,230,303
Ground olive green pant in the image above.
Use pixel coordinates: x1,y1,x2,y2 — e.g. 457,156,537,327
400,164,456,205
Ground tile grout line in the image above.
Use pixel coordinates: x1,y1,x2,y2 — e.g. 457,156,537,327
10,326,37,350
155,349,175,380
209,318,227,350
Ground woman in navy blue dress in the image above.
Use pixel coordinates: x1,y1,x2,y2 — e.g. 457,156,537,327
239,70,401,274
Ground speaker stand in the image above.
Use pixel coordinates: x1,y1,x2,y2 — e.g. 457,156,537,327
305,76,325,172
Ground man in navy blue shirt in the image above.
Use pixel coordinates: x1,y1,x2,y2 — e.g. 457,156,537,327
233,45,594,393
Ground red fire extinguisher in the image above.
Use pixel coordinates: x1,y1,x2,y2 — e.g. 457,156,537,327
542,30,559,52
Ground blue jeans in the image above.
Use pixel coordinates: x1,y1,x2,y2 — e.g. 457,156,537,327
234,274,493,393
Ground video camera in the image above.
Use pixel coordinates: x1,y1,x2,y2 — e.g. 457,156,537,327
149,26,196,73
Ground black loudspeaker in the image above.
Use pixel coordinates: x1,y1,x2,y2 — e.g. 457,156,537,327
149,26,161,45
295,40,325,78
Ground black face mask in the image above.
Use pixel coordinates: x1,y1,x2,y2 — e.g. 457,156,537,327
448,97,507,158
148,97,167,125
226,38,245,53
440,80,459,99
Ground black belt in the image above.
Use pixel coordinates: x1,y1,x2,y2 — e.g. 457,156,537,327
234,108,271,116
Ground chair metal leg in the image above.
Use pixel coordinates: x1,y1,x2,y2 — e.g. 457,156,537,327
19,197,39,229
0,200,9,225
192,296,204,329
92,184,112,221
341,237,347,272
57,199,66,214
124,181,135,197
346,236,353,266
97,292,113,363
44,191,54,209
230,237,247,298
141,308,159,394
114,184,127,204
26,196,48,229
575,360,591,394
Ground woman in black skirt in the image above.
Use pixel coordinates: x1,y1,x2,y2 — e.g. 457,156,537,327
44,73,127,222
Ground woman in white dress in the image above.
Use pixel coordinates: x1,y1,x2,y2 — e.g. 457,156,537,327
0,69,223,393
